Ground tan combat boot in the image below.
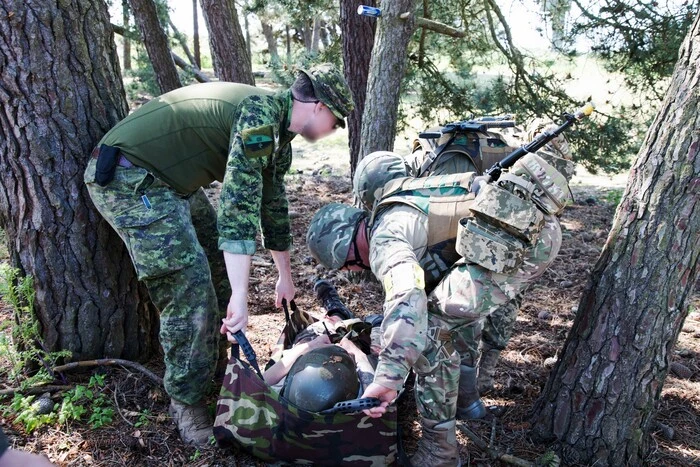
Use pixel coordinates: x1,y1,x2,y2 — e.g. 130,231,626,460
169,399,213,446
410,418,461,467
456,365,487,420
477,348,502,394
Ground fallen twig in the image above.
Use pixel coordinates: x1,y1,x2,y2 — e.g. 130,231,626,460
0,384,72,398
457,421,535,467
53,359,163,386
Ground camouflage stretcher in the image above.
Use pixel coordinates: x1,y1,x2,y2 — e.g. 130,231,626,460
213,301,400,466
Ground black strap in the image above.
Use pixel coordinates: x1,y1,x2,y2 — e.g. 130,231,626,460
230,330,263,380
319,397,381,415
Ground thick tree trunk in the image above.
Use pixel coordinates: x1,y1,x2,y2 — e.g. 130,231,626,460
200,0,254,85
122,0,132,70
261,21,281,67
129,0,182,93
0,0,159,361
193,0,201,68
358,0,417,160
340,0,377,176
530,12,700,466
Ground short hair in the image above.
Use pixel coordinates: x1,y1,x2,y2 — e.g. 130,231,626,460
291,72,317,102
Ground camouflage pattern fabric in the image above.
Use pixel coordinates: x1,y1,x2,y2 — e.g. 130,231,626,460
353,151,411,211
215,303,398,465
214,359,398,466
368,198,562,421
217,93,296,255
187,188,231,367
413,215,562,421
480,293,522,351
84,160,219,405
298,63,355,126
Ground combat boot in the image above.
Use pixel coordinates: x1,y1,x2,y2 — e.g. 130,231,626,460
410,418,461,467
456,365,487,420
169,399,213,446
477,348,502,394
314,279,355,320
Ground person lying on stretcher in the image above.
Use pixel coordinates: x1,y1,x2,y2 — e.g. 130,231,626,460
262,280,383,413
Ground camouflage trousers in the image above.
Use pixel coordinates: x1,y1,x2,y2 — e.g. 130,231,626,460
480,293,522,352
415,217,561,421
84,158,231,404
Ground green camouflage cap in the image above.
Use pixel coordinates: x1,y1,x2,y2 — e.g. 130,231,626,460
306,203,366,269
298,63,355,128
353,151,411,211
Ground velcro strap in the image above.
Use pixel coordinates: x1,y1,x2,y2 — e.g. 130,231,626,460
382,263,425,299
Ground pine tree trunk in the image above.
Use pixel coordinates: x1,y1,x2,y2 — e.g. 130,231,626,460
311,17,322,53
129,0,182,93
530,12,700,465
340,0,376,175
261,21,281,68
200,0,254,85
123,0,132,70
0,0,159,361
358,0,417,160
193,0,201,68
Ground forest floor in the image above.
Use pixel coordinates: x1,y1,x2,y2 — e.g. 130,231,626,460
1,124,699,466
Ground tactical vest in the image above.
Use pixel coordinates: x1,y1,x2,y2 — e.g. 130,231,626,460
371,159,552,275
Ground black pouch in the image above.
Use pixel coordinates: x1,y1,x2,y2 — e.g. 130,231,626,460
94,144,121,187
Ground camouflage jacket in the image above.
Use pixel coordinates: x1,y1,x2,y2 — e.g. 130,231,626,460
217,90,297,254
368,203,562,391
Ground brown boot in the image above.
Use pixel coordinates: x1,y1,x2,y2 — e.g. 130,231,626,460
169,399,213,446
410,418,461,467
456,365,486,420
477,348,502,394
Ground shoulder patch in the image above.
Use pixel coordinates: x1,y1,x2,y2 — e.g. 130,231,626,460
241,125,276,159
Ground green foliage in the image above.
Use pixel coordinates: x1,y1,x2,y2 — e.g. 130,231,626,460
125,46,197,100
603,188,624,206
57,374,114,428
0,265,71,389
6,394,57,434
569,0,698,99
2,374,115,433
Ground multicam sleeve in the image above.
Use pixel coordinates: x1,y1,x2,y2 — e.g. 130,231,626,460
369,206,430,391
260,142,293,251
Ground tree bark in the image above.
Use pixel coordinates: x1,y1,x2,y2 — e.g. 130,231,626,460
340,0,377,175
530,12,700,466
0,0,159,361
200,0,254,84
311,17,322,54
129,0,182,93
122,0,132,70
261,21,281,67
358,0,417,163
193,0,201,68
168,18,196,67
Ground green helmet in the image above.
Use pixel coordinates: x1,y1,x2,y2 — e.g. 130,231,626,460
298,63,355,128
283,346,360,412
306,203,366,270
353,151,411,211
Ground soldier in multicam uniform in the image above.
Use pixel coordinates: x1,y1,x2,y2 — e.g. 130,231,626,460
407,120,575,393
306,145,569,465
84,64,354,445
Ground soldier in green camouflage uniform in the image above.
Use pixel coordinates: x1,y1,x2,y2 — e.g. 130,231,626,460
408,119,575,393
84,64,353,445
307,151,567,465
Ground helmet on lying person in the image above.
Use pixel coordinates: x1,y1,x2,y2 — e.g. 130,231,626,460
282,346,360,412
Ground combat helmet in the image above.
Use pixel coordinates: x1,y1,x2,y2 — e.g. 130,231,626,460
353,151,411,211
307,203,367,270
282,346,360,412
298,63,355,128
